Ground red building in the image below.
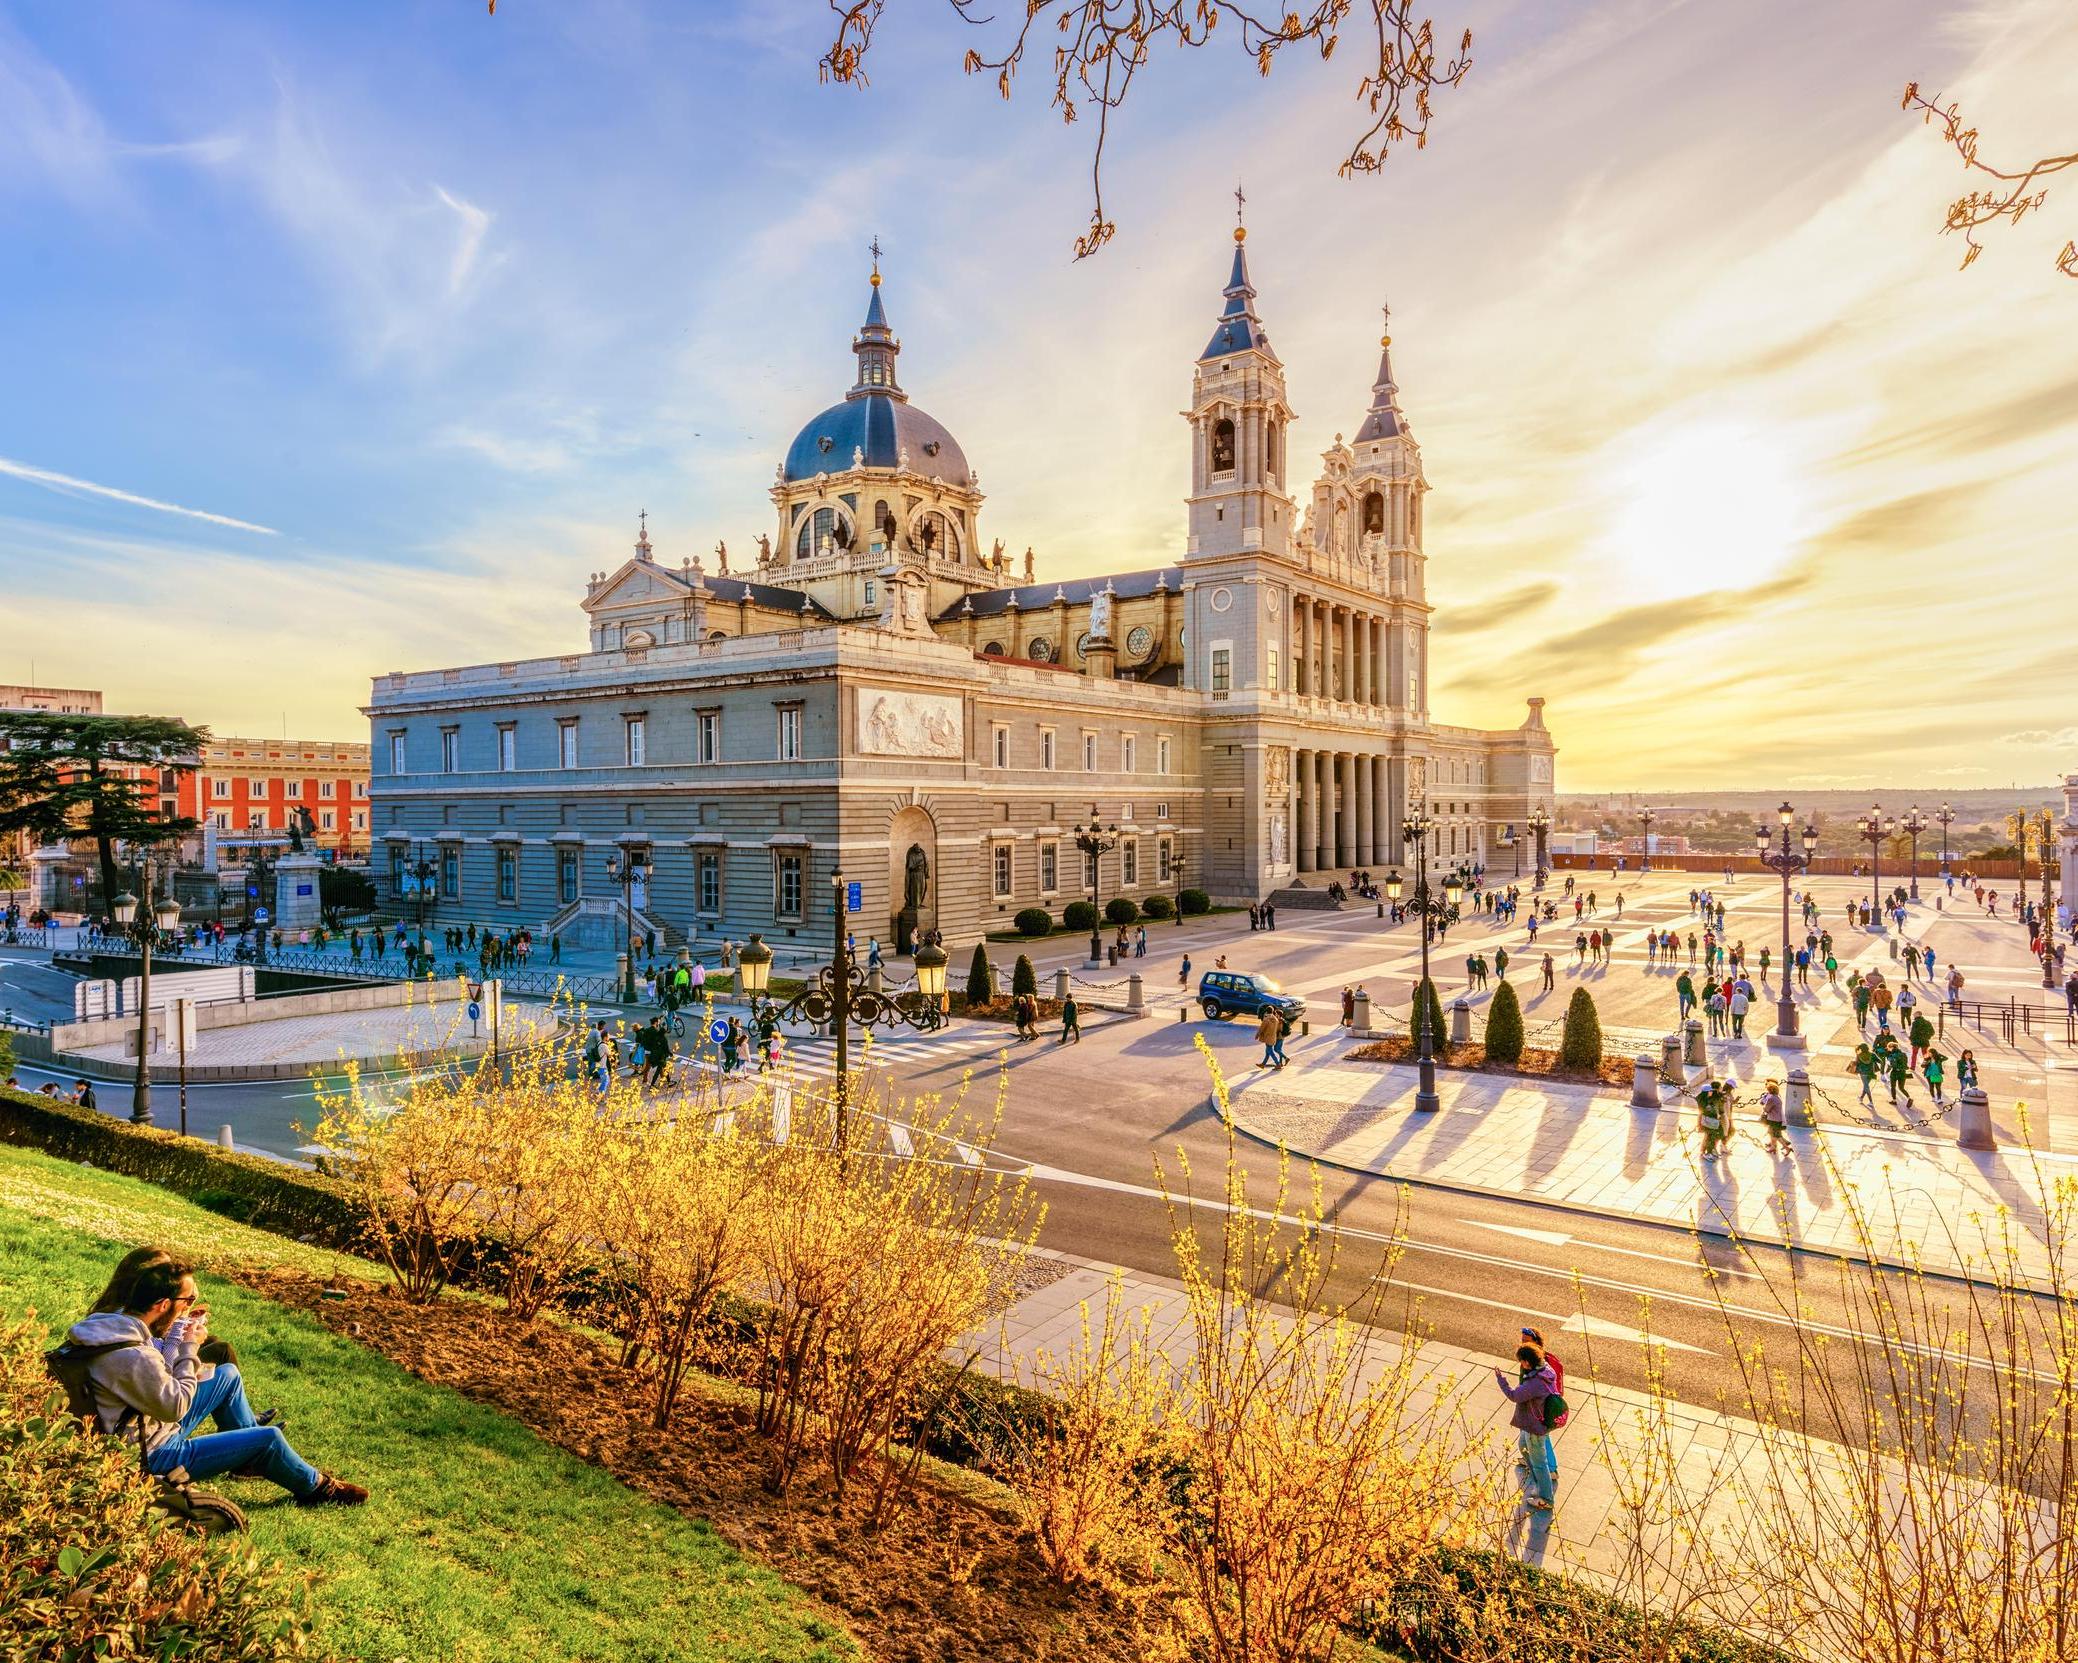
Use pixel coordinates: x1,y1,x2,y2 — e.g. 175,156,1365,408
178,736,371,857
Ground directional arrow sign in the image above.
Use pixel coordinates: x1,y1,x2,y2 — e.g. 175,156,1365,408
1461,1219,1573,1248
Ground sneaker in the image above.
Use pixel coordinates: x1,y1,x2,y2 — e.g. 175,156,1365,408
256,1408,285,1431
1527,1497,1553,1512
296,1474,369,1509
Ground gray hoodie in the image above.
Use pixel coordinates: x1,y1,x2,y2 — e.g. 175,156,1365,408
66,1311,212,1456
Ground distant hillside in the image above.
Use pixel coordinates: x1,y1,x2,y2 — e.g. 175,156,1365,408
1553,787,2065,859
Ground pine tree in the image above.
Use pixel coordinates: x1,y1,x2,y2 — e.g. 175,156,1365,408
1013,953,1038,997
1559,986,1604,1071
965,942,994,1005
1484,980,1525,1063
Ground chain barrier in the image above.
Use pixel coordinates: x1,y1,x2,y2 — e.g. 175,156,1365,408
1809,1074,1957,1132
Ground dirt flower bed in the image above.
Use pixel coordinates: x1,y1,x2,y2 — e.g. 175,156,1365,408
236,1267,1157,1663
1346,1035,1633,1091
949,995,1064,1024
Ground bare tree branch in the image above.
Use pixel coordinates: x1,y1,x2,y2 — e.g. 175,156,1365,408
821,1,1471,259
1903,82,2078,281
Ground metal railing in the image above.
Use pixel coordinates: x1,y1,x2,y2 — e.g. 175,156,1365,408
1935,998,2076,1047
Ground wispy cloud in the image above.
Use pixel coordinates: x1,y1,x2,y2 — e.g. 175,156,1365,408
434,185,491,296
1999,728,2078,748
0,456,277,535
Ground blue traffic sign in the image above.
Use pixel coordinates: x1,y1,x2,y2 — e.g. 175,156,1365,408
846,881,863,912
466,1001,482,1023
708,1018,729,1045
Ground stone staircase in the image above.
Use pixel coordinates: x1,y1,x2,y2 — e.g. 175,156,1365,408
541,895,684,952
1264,882,1343,912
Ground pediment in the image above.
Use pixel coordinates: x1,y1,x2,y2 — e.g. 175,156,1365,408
584,558,694,615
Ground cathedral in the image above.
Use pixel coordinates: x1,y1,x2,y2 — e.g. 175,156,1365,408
365,230,1555,954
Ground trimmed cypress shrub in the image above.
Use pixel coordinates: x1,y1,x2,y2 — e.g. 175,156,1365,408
1141,893,1175,919
1104,896,1139,927
1062,900,1099,931
1559,986,1604,1071
964,942,993,1005
1409,978,1447,1050
1484,980,1525,1063
1013,907,1053,938
1012,954,1038,997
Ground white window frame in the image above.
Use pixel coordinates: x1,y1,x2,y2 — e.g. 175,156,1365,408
992,724,1009,769
1266,645,1280,692
777,705,802,762
439,729,459,773
319,779,336,799
774,850,804,919
1210,642,1233,697
696,851,722,915
498,724,517,772
497,847,518,903
993,843,1013,899
1039,841,1059,894
1158,736,1172,776
1122,838,1138,887
211,778,230,800
696,710,721,765
1158,839,1173,883
1082,732,1098,772
388,732,407,774
320,809,336,831
1040,729,1056,771
354,780,368,799
557,720,580,770
625,715,646,767
1121,734,1137,773
352,811,366,831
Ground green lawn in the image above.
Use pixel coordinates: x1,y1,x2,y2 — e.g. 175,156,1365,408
0,1143,855,1663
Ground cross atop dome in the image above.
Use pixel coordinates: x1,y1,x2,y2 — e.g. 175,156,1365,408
1201,206,1270,362
1355,294,1409,443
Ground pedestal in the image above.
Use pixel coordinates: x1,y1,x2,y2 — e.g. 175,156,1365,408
1957,1087,1995,1151
1784,1069,1816,1127
1682,1019,1706,1069
1450,999,1472,1044
1630,1055,1660,1108
274,854,324,932
1660,1034,1683,1084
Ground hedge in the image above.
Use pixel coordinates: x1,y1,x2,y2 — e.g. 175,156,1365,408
1103,897,1139,927
0,1086,359,1248
1012,907,1053,938
1011,954,1038,997
1141,893,1175,920
1409,978,1447,1050
1178,888,1212,916
964,942,993,1005
1484,981,1525,1063
1559,987,1604,1071
1062,901,1098,932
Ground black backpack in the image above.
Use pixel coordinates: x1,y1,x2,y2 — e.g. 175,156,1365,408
45,1338,140,1428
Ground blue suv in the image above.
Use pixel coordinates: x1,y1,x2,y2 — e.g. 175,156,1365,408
1197,970,1305,1024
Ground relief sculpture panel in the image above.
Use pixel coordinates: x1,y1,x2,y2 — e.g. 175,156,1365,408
857,689,963,759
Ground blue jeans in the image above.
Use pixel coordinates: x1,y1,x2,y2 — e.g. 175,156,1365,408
1519,1429,1557,1504
145,1364,321,1497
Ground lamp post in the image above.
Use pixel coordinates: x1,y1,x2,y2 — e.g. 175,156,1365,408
1934,802,1956,878
605,847,648,1003
1753,802,1819,1045
402,845,437,970
736,867,949,1155
1528,807,1551,888
2037,807,2059,988
1856,805,1893,922
1903,810,1928,902
1172,851,1188,926
1072,820,1119,964
1385,809,1463,1115
110,863,181,1125
1637,807,1655,873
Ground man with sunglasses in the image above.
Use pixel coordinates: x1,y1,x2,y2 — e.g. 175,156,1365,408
63,1255,366,1508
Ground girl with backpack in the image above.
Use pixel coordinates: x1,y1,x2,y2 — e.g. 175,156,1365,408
1495,1343,1563,1511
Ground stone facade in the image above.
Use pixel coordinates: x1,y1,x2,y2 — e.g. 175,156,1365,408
365,234,1556,951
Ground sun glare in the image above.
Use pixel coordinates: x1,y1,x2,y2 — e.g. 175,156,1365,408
1599,417,1808,601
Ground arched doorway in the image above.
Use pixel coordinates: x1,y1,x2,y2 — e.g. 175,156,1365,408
887,805,938,954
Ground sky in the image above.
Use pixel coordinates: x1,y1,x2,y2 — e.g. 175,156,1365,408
1,0,2074,792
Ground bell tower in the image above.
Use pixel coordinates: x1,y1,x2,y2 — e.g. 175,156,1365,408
1186,198,1295,560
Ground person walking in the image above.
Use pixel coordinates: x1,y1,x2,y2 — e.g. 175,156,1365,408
1883,1038,1913,1106
1059,992,1081,1044
1850,1043,1878,1106
1923,1049,1947,1105
1255,1006,1284,1070
1495,946,1510,981
1872,981,1894,1031
1179,954,1192,988
1728,984,1750,1039
1341,985,1357,1026
1758,1077,1789,1153
1494,1343,1561,1512
1697,1081,1731,1159
720,1015,744,1074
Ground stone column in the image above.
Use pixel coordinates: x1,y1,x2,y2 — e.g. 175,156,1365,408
1311,599,1326,696
1374,757,1392,863
1337,753,1357,868
1360,614,1375,705
1371,616,1385,705
1355,755,1375,866
1297,748,1317,873
1316,750,1335,870
1341,608,1355,702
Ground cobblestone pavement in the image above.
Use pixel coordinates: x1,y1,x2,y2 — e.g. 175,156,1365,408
64,996,536,1071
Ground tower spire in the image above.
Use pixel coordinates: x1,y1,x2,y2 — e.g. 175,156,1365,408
851,242,903,399
1201,207,1268,362
1354,299,1407,442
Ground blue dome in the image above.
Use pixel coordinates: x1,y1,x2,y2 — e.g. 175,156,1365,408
782,393,971,486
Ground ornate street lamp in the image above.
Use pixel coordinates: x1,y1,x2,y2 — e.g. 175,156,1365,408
738,868,949,1154
1386,809,1462,1115
111,868,181,1125
1934,802,1956,878
402,844,438,972
1172,851,1188,926
1638,807,1655,873
1072,820,1119,964
1753,802,1819,1045
1856,805,1893,922
1900,806,1928,901
1528,806,1551,888
605,847,649,1002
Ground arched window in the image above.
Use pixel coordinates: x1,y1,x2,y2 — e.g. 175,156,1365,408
795,505,850,558
1363,490,1385,535
915,510,960,560
1211,417,1236,474
873,499,895,544
981,640,1005,657
1266,421,1279,478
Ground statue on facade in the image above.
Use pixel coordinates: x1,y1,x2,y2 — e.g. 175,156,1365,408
288,805,315,853
1023,546,1035,582
991,538,1006,574
904,844,931,912
1089,585,1115,642
714,539,729,574
755,532,772,567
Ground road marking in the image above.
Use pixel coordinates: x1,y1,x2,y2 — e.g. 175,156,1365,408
1462,1219,1572,1248
1388,1276,1711,1354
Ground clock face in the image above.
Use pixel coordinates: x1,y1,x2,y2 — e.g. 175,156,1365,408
1126,625,1154,660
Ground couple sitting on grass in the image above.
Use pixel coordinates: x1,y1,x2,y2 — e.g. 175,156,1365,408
60,1246,366,1509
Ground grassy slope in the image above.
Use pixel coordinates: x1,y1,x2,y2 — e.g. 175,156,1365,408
0,1143,855,1663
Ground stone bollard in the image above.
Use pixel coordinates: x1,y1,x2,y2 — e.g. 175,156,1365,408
1052,967,1069,1002
1450,999,1472,1044
1958,1087,1995,1151
1127,973,1145,1015
217,1125,234,1150
1660,1033,1683,1085
1376,901,1385,919
989,962,1003,998
1683,1018,1706,1069
1630,1054,1660,1107
1352,989,1372,1035
1785,1068,1815,1127
615,952,630,998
